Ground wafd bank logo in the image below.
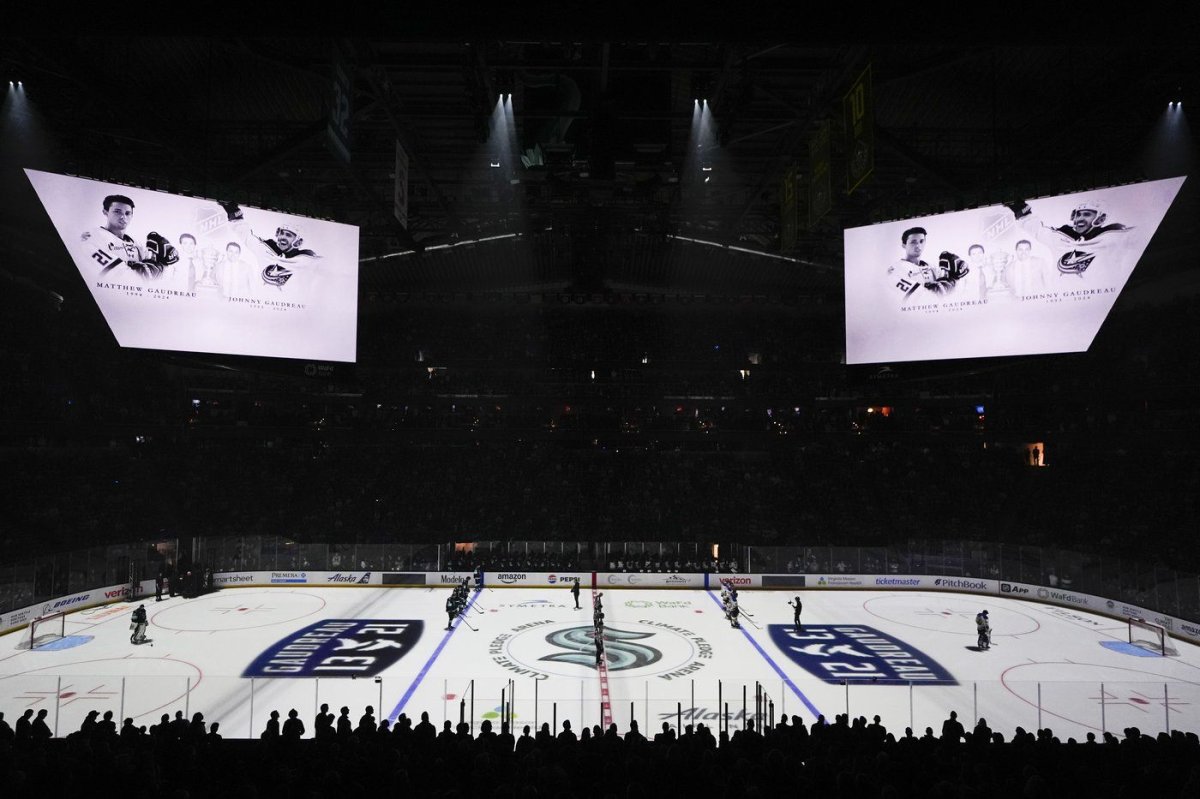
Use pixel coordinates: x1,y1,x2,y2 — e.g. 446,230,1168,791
770,625,955,685
244,619,422,677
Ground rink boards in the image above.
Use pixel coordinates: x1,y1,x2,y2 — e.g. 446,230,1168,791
2,585,1199,741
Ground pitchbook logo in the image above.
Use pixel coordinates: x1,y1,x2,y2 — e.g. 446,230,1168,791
244,619,422,677
770,624,955,685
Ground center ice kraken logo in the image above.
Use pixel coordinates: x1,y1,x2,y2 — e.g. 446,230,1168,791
493,619,711,680
541,626,662,671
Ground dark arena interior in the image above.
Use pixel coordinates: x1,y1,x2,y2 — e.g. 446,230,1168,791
2,4,1200,797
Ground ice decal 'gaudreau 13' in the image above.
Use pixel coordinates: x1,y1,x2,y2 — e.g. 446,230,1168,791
243,619,422,677
769,624,955,684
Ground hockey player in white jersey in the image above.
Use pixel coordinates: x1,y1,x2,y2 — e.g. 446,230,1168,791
80,194,179,283
886,226,969,303
1008,198,1133,282
219,202,322,301
975,610,991,650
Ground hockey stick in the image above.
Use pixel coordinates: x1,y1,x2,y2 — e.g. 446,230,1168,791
738,610,761,629
459,616,478,632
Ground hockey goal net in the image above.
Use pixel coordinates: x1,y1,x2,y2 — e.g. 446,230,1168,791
17,611,68,650
1128,617,1170,656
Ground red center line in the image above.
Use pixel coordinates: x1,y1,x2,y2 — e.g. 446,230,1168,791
592,579,613,730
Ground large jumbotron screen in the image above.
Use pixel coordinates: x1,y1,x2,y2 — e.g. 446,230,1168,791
843,176,1185,364
26,169,360,363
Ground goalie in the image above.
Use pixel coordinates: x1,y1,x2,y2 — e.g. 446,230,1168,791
130,604,149,645
80,195,179,282
975,610,991,651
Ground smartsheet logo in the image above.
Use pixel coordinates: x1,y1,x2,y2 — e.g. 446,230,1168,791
244,619,422,677
770,625,955,685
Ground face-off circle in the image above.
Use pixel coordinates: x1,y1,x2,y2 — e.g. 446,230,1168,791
151,591,327,632
863,593,1041,637
1000,661,1200,733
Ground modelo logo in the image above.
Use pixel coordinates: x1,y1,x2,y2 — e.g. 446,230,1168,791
438,574,463,584
497,573,527,585
244,619,422,677
770,624,955,685
934,578,987,590
876,578,920,587
1001,583,1029,594
327,572,371,584
105,587,130,599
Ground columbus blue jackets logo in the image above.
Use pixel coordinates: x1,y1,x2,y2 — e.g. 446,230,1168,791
1057,249,1095,276
244,619,422,677
540,625,661,671
770,624,955,685
262,263,294,288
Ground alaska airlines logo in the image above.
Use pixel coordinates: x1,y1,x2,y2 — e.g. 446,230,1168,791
771,624,955,685
541,626,662,671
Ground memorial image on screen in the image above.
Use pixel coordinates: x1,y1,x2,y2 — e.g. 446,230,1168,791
26,169,360,363
843,176,1185,364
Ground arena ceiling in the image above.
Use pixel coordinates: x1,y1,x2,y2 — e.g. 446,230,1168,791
2,6,1196,300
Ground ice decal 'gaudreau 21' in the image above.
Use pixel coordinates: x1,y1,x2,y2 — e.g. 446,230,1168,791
243,619,422,677
769,624,955,684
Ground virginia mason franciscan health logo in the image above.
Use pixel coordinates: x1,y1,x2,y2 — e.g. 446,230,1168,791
769,624,955,684
244,619,423,677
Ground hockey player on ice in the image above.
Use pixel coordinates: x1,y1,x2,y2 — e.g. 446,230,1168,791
975,610,991,650
130,603,149,645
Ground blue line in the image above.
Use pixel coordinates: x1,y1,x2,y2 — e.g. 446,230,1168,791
704,590,822,720
389,587,482,722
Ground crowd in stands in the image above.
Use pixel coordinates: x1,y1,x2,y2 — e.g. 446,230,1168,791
0,703,1196,798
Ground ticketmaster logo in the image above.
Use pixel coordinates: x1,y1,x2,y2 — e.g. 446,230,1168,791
934,578,987,590
876,578,920,586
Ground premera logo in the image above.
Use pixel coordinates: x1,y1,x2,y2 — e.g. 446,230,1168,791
496,573,527,585
770,624,955,685
934,578,987,591
326,572,371,585
270,572,307,584
875,578,920,587
1000,583,1030,595
243,619,422,677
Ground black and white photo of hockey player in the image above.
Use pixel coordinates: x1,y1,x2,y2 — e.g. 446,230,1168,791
80,194,179,283
220,202,321,299
886,226,969,303
1008,197,1133,281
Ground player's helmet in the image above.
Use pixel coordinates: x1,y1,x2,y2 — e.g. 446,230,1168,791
276,222,302,237
982,610,989,617
1070,199,1107,228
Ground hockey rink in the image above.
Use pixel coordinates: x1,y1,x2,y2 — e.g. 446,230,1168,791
3,586,1199,740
